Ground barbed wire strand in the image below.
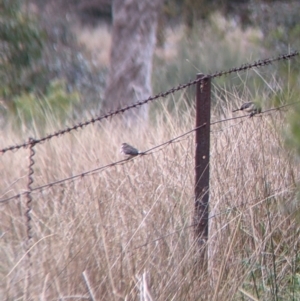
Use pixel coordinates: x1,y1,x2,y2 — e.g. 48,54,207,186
0,50,298,155
24,138,35,300
210,51,299,79
1,100,299,205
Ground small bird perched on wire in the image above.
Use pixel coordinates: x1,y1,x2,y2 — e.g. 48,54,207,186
232,101,261,117
120,143,141,158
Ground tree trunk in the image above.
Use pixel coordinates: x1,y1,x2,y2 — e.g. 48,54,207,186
103,0,162,125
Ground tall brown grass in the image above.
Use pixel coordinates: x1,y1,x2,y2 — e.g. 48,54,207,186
1,85,300,300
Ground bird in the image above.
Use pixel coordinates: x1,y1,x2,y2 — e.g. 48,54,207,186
232,101,261,117
120,143,140,158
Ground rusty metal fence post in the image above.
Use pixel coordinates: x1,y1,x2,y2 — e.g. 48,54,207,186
25,138,35,300
194,74,211,262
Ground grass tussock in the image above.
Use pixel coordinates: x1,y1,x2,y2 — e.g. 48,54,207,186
1,84,300,300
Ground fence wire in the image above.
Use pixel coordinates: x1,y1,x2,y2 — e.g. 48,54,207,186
1,101,299,205
0,50,298,155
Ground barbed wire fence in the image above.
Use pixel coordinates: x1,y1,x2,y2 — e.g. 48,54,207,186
1,50,299,299
1,101,298,206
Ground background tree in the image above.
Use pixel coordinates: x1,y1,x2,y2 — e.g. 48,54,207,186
103,0,162,124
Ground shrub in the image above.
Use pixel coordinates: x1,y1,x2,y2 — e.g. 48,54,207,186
0,0,45,98
11,80,79,133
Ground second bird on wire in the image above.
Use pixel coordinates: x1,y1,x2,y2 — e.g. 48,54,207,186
232,101,261,117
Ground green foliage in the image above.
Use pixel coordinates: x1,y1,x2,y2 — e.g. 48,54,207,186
12,80,79,132
270,57,300,160
0,0,80,133
152,14,264,111
285,103,300,157
0,0,45,97
249,1,300,54
163,0,250,28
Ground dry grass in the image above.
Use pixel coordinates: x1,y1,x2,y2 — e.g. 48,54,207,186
1,85,300,300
